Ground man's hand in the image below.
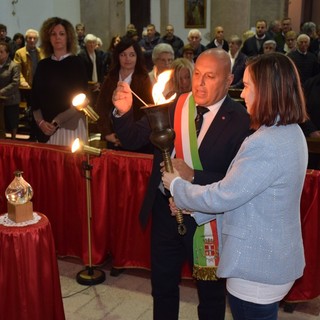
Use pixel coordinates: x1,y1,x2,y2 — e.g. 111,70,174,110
171,158,194,182
112,81,133,116
105,133,121,147
169,198,192,216
309,131,320,138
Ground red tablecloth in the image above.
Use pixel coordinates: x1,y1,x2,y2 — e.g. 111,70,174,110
0,213,65,320
0,140,318,299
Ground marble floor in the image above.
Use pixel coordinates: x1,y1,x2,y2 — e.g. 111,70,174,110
58,257,320,320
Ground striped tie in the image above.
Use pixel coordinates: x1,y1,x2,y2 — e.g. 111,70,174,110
195,106,209,136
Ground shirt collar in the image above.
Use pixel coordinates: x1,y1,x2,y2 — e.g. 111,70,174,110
51,53,72,61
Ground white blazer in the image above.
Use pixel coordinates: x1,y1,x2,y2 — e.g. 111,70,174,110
171,123,308,285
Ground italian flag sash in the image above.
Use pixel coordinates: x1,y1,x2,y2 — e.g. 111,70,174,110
174,93,219,281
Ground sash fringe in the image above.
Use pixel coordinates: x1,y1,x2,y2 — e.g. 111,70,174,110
193,265,219,281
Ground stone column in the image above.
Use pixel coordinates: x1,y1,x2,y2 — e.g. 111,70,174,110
209,0,251,41
80,0,126,51
160,0,169,35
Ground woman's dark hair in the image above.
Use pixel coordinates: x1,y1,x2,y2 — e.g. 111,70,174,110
107,35,121,52
40,17,77,57
108,38,148,77
246,52,308,130
13,33,25,47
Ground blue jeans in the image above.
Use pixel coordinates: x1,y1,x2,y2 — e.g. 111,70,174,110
228,292,279,320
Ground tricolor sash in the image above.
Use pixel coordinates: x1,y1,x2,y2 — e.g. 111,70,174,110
174,93,219,281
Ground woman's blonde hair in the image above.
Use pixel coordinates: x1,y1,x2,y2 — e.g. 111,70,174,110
170,58,194,94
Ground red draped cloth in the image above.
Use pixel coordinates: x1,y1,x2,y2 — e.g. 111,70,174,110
285,169,320,301
0,140,318,298
0,140,154,268
0,213,65,320
96,150,153,269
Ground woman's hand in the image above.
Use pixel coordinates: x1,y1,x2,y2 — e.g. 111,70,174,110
38,120,57,136
112,81,133,116
161,166,181,190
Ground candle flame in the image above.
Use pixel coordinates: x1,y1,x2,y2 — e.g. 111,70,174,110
152,70,176,105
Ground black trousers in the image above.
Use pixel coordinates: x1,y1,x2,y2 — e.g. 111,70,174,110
151,191,226,320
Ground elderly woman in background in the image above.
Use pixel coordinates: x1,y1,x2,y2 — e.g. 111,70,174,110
263,39,277,54
78,33,107,107
78,34,107,90
96,38,153,150
31,17,88,146
0,41,20,139
148,43,174,85
163,53,308,320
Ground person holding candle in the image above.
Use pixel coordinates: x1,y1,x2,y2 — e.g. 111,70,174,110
96,37,153,150
162,52,308,320
111,48,250,319
31,17,88,146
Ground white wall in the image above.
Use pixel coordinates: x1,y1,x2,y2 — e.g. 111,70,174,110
0,0,80,37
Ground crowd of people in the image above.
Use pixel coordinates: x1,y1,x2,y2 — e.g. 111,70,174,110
0,15,319,320
0,17,320,143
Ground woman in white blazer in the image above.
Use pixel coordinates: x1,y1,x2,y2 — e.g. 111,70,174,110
162,53,309,320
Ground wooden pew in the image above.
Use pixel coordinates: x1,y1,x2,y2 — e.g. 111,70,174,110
228,88,245,106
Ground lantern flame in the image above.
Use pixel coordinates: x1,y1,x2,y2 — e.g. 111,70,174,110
152,70,176,105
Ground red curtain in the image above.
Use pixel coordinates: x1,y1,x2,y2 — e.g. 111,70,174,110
0,140,319,298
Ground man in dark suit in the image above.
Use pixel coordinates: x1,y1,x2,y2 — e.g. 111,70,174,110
111,49,250,320
242,19,273,56
287,34,319,85
206,26,229,52
228,35,247,88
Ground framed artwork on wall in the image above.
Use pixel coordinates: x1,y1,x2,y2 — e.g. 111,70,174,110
185,0,206,28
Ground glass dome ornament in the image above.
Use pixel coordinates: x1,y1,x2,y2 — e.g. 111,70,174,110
5,170,33,205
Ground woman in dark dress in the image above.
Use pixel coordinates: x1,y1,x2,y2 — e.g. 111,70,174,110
32,17,88,146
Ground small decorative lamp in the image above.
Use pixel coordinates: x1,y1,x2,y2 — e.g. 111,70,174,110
5,170,34,223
